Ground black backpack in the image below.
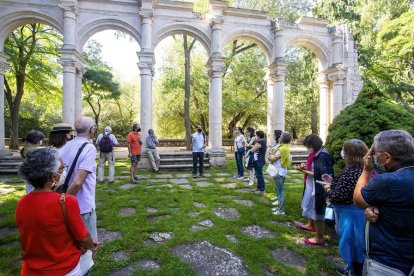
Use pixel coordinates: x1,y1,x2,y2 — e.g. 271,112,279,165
99,132,113,152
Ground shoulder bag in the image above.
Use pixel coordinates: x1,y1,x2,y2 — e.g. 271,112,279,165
56,142,89,194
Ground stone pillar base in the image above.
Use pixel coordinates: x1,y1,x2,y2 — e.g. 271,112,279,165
208,147,226,168
0,149,13,158
138,151,152,170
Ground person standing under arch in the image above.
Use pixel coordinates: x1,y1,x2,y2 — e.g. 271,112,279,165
127,124,142,183
96,126,118,183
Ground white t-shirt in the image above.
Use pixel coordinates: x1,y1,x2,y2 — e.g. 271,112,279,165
192,132,205,152
234,135,245,150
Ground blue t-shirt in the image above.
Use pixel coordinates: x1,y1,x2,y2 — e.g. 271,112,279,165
361,163,414,274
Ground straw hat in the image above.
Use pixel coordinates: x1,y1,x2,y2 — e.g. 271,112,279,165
51,123,73,132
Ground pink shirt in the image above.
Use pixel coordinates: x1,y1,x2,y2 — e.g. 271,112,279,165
60,136,97,214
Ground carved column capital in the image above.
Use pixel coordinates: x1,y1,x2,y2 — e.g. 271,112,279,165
268,60,288,82
59,0,79,15
0,52,10,75
140,10,154,23
211,16,224,30
137,51,155,76
207,56,225,79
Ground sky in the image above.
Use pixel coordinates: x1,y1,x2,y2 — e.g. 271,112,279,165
85,30,170,83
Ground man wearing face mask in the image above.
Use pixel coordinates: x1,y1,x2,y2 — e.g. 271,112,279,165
60,116,99,275
191,125,206,178
354,130,414,275
127,123,143,183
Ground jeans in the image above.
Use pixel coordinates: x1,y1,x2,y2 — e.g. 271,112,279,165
235,152,244,177
192,152,204,175
254,161,265,191
274,175,286,212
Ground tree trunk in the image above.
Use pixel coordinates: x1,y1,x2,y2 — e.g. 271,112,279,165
291,127,297,140
9,74,25,149
183,34,196,150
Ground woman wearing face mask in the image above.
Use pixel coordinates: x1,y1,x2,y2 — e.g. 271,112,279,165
20,130,45,194
295,134,334,246
234,127,246,180
16,147,99,276
322,139,368,275
48,123,75,150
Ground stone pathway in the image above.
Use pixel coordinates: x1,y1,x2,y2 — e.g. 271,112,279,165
240,225,276,239
213,208,240,220
272,248,307,271
171,241,248,276
97,228,122,245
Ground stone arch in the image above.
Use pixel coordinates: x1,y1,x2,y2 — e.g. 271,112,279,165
0,10,63,50
222,29,273,65
153,23,211,54
284,35,330,70
77,19,142,51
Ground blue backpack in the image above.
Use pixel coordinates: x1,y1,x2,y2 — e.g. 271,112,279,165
99,132,113,152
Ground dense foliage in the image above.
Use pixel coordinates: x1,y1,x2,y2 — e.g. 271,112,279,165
325,82,414,171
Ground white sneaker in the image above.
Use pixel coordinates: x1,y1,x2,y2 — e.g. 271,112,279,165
237,176,244,180
270,196,278,201
272,200,279,206
271,207,278,211
247,180,254,186
272,210,285,216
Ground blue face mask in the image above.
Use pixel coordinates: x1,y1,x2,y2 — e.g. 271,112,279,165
340,149,345,160
372,155,386,172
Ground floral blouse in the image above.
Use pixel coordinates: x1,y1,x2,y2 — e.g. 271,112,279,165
327,166,363,204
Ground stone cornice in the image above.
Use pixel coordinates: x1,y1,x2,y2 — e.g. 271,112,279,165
59,0,79,15
295,16,330,27
224,7,268,20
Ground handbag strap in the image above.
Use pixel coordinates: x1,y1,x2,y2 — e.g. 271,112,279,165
59,194,76,241
61,142,89,191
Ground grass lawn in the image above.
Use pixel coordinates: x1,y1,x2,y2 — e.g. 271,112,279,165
0,158,343,275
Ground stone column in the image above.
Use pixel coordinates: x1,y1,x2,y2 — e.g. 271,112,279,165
270,61,288,131
0,52,12,157
207,57,226,167
59,54,77,126
332,29,344,66
140,11,153,52
61,2,78,48
316,73,329,141
75,64,84,120
328,72,345,118
265,70,276,141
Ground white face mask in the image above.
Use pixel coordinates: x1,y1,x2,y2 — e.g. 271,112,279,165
340,149,345,159
307,148,313,154
38,140,43,146
57,170,67,187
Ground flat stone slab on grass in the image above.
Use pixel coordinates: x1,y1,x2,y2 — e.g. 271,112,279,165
110,264,136,276
97,228,122,244
149,232,173,243
193,202,206,208
147,215,172,222
213,208,240,221
271,248,306,271
113,251,128,260
221,195,237,199
147,179,167,183
146,207,158,213
175,173,193,178
115,175,131,179
195,181,214,187
0,241,19,249
190,225,208,232
198,219,214,228
171,241,248,276
226,235,239,244
155,174,173,179
137,174,151,179
188,211,199,217
179,184,193,190
240,225,275,239
119,208,136,217
0,187,14,195
119,184,137,190
216,173,231,177
171,178,189,184
0,226,18,236
234,199,255,206
138,260,161,270
221,183,237,188
234,188,252,193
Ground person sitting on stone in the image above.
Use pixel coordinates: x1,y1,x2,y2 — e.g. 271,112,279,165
96,126,118,183
146,129,160,173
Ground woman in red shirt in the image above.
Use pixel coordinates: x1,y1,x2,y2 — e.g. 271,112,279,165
16,147,98,275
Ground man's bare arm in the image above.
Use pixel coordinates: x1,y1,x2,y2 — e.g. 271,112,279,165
66,169,89,195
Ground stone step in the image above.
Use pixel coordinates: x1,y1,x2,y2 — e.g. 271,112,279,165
159,163,211,170
0,168,18,173
0,162,22,166
159,153,209,159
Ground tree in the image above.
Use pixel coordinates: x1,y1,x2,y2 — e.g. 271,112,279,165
4,23,62,149
370,9,414,113
325,82,414,172
82,41,121,126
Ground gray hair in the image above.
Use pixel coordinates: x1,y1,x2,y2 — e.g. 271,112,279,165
74,116,95,135
374,130,414,163
280,132,293,144
19,147,60,188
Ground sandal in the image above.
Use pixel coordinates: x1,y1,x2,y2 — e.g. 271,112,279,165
296,224,316,232
304,238,325,246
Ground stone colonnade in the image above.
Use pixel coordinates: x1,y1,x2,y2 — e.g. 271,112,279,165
0,0,363,165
